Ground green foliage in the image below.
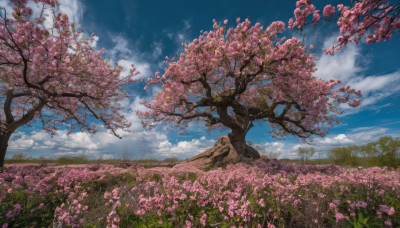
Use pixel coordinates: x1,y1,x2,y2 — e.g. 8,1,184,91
151,173,162,182
163,157,180,163
298,147,315,164
56,155,88,164
361,136,400,168
325,136,400,168
327,146,360,166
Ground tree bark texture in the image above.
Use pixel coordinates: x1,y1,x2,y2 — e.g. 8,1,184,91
178,134,260,170
0,133,12,167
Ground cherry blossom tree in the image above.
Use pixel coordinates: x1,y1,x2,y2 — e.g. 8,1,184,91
289,0,400,54
140,18,361,158
0,0,137,167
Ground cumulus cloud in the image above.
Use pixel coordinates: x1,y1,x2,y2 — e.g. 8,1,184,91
156,136,215,159
7,97,213,160
313,134,355,146
9,132,34,150
6,97,165,159
316,41,362,82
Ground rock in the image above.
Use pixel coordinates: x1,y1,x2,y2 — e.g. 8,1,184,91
176,136,260,170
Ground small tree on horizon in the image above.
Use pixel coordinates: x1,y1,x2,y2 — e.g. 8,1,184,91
0,0,137,167
298,146,315,164
139,18,361,158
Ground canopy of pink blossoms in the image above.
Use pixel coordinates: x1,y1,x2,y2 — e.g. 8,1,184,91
0,0,137,137
140,19,360,140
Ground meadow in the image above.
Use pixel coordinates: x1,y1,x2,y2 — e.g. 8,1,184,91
1,158,399,228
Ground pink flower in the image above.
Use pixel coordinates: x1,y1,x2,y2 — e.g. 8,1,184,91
200,212,207,226
312,10,320,25
388,207,395,216
224,20,228,25
61,14,68,21
384,220,392,227
2,223,8,228
136,209,145,215
335,212,345,221
288,18,294,28
5,211,13,219
323,5,335,18
356,201,367,209
104,192,110,199
380,205,395,215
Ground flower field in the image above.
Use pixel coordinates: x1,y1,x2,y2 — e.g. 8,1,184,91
1,160,399,227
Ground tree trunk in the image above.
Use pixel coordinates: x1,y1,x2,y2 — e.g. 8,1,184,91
228,129,248,156
0,133,12,168
179,129,260,170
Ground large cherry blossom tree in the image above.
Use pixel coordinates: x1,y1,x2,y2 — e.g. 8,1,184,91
0,0,137,167
289,0,400,54
140,19,361,157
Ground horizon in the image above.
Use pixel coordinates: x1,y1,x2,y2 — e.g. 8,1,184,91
2,0,400,160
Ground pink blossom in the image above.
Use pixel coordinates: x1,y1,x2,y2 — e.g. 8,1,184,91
200,212,207,226
323,5,335,18
335,212,345,221
384,220,392,227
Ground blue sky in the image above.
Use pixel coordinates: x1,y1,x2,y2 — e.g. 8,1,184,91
3,0,400,160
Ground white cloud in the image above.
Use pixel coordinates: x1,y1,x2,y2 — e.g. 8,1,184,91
260,125,392,160
316,40,362,82
24,0,84,31
58,0,85,27
165,20,192,45
313,134,354,146
315,35,400,114
348,127,388,142
9,132,34,150
0,0,12,13
109,35,151,79
156,137,215,158
5,96,165,159
347,72,400,108
152,42,163,58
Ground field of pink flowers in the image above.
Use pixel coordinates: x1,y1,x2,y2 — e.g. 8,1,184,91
1,159,399,227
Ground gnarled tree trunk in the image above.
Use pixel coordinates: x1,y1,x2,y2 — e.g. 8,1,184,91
179,129,260,170
0,133,12,168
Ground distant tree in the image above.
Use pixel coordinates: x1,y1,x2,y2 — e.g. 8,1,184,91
362,136,400,167
139,18,360,158
248,141,282,159
0,0,137,167
289,0,400,54
327,146,360,166
298,146,315,164
119,149,132,161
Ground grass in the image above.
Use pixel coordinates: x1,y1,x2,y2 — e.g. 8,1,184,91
4,153,180,166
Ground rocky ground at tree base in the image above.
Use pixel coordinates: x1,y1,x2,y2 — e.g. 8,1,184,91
174,135,260,170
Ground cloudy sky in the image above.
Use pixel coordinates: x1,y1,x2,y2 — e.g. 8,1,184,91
4,0,400,160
